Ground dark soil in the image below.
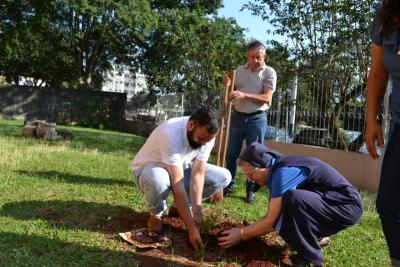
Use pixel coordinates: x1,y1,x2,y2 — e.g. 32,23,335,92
113,208,294,266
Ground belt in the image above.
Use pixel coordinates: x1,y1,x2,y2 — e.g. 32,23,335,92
234,110,264,116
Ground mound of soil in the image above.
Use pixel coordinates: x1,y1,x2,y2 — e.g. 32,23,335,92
116,209,293,266
162,213,293,266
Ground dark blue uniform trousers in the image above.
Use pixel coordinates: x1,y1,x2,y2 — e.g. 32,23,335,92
274,189,363,266
376,121,400,261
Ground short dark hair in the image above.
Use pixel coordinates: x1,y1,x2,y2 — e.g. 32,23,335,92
189,107,220,134
247,41,265,51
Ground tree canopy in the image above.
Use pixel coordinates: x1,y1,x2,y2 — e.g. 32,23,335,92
245,0,381,150
142,7,246,108
0,0,156,88
0,0,248,109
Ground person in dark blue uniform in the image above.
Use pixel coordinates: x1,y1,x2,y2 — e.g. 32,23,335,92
366,2,400,266
218,142,363,266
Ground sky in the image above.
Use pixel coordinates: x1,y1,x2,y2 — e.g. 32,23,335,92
217,0,281,44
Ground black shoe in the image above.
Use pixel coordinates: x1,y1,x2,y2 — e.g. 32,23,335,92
223,184,234,196
246,191,256,204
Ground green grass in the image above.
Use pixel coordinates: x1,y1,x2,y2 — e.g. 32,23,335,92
0,119,391,266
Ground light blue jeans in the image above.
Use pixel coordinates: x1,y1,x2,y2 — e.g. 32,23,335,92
132,163,231,216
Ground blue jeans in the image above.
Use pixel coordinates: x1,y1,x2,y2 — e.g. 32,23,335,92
376,120,400,261
226,110,267,192
132,163,231,216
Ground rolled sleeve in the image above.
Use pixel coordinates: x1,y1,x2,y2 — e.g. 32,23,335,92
263,68,277,92
195,138,215,162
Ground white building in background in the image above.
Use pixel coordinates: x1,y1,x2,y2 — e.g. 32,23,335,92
102,65,147,99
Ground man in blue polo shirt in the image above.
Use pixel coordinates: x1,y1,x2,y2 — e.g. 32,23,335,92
218,142,363,267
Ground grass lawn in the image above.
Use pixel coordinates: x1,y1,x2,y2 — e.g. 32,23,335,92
0,119,391,266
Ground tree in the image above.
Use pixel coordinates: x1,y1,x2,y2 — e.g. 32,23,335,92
0,0,156,88
142,7,246,109
245,0,381,150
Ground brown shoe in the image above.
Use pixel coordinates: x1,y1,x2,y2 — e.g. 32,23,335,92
146,215,163,233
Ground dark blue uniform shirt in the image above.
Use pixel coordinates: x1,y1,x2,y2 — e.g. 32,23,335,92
371,8,400,122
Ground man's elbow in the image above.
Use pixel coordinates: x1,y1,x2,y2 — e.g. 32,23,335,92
264,97,272,105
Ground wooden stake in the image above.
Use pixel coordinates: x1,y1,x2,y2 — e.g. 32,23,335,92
216,83,229,166
222,70,236,167
210,70,236,203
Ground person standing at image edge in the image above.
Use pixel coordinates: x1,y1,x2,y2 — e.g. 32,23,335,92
223,40,277,204
365,1,400,266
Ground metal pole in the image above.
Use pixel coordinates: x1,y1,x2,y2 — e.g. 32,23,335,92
383,80,392,145
275,90,282,142
289,62,298,138
181,93,184,116
285,94,289,143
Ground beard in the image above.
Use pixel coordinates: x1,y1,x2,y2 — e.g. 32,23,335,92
187,130,202,149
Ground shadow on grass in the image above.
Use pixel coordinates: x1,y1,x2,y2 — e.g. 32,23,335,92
0,200,286,266
59,128,145,155
16,170,133,187
0,201,216,266
0,200,147,234
0,232,188,267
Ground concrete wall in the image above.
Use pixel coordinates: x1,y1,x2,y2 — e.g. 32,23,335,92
264,141,382,192
0,85,126,130
121,120,157,137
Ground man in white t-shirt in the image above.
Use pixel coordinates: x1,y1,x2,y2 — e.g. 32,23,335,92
131,107,231,250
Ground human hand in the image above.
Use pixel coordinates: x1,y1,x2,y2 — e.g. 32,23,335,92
223,75,231,87
188,226,204,250
365,120,384,159
217,227,242,248
191,205,203,226
230,91,246,100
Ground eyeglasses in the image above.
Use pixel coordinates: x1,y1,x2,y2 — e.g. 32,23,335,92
243,168,257,179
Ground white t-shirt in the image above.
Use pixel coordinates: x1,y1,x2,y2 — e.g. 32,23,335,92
130,116,215,171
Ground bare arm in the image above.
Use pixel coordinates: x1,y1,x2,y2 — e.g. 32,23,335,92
244,197,282,237
233,88,274,105
218,197,282,248
224,72,275,105
166,164,203,249
365,44,389,159
189,159,206,217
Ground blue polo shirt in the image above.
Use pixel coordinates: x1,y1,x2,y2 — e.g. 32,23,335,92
267,159,310,198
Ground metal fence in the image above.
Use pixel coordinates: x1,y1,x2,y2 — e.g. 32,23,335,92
266,79,391,155
126,81,391,155
125,93,185,124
